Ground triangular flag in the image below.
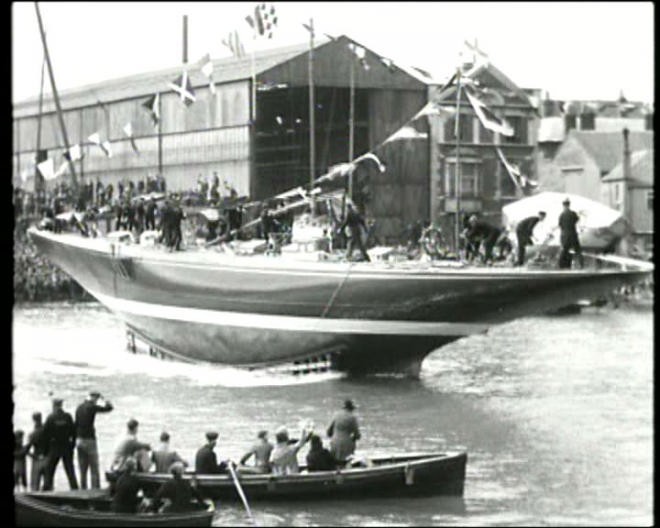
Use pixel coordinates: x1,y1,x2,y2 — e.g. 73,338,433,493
169,70,196,106
101,141,112,158
87,132,101,146
495,147,524,191
123,122,140,155
54,161,69,179
354,152,386,173
380,57,397,73
411,101,456,121
465,87,514,136
199,54,216,94
88,132,112,157
37,158,56,181
383,126,429,143
348,43,370,70
63,144,83,162
142,93,160,126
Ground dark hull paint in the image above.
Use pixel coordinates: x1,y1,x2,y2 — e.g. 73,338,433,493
14,491,214,527
115,452,467,501
28,228,652,374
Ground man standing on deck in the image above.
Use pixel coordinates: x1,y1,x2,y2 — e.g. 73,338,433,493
74,391,113,489
42,398,79,490
558,198,584,269
27,412,48,491
145,196,157,231
338,203,371,262
194,432,228,474
515,211,546,266
326,399,361,466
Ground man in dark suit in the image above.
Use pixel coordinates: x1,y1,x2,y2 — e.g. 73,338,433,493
558,198,583,269
42,398,78,490
194,432,227,474
515,211,546,266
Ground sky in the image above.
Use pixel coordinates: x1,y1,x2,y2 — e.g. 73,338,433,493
12,1,654,104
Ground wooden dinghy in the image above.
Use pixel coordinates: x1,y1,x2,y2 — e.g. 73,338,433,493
120,451,467,501
14,489,215,527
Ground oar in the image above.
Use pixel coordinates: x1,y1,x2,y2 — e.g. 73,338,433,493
227,460,255,524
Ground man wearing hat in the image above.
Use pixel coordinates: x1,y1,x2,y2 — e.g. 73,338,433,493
74,391,113,489
326,399,361,466
515,211,547,266
152,461,207,513
558,198,584,269
194,432,228,474
239,430,273,474
42,397,79,491
151,431,188,473
112,419,151,473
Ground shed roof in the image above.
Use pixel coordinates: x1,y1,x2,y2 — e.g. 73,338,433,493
602,149,654,186
567,130,654,173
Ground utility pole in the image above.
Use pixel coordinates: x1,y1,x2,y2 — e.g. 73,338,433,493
34,2,77,190
454,68,462,257
348,54,355,199
182,15,188,64
308,17,316,187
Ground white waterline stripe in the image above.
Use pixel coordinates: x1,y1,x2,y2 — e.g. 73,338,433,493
92,291,490,337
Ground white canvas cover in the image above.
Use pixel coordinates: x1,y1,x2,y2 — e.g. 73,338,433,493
501,191,630,250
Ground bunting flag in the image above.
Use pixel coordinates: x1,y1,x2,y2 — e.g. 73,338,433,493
198,54,216,94
465,87,514,137
123,122,140,155
411,101,456,121
354,152,386,173
411,66,432,79
20,167,32,183
63,143,83,162
383,126,429,143
54,161,69,179
37,158,56,181
221,31,245,58
494,147,538,190
169,70,196,106
246,3,278,39
380,57,397,73
348,43,370,70
88,132,112,157
142,93,160,126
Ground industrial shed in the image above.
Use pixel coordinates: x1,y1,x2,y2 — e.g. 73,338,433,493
13,35,431,241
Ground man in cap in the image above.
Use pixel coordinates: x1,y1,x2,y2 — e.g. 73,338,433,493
74,390,114,489
326,399,361,466
111,457,143,514
111,419,151,473
152,462,207,513
239,430,273,474
151,431,189,474
558,198,584,269
194,432,228,474
515,211,546,266
42,397,79,490
27,411,48,490
337,203,371,262
270,425,310,475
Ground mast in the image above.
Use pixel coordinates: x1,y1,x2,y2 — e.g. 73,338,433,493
34,52,46,200
34,2,77,190
157,92,163,175
308,17,316,187
454,68,462,257
348,52,355,199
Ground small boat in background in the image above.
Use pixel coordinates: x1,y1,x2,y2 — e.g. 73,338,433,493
109,451,467,501
14,489,215,527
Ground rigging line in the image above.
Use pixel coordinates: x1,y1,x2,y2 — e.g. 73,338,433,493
320,261,354,318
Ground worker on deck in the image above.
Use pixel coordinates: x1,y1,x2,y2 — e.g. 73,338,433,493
558,198,584,269
239,430,273,474
145,196,157,231
515,211,546,266
28,412,48,491
464,215,503,264
194,432,228,474
74,390,114,489
111,419,151,473
338,203,371,262
42,397,79,491
326,399,361,466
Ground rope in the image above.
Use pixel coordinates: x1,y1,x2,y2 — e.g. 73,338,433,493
320,261,354,318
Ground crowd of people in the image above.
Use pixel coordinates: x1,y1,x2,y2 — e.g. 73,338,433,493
14,394,363,512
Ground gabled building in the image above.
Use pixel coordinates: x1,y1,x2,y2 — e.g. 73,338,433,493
427,61,540,245
538,129,653,202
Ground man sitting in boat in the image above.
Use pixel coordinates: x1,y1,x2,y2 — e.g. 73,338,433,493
270,426,311,475
150,431,189,474
337,203,371,262
239,429,273,474
305,434,336,472
151,462,207,513
194,431,228,474
327,399,361,466
111,457,143,514
111,418,151,473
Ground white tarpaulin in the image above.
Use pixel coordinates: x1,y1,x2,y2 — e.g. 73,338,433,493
501,191,630,250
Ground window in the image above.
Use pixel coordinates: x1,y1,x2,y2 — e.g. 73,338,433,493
647,190,654,210
479,123,494,143
445,115,474,142
446,161,480,197
580,113,595,130
614,183,620,207
503,116,528,144
500,160,519,197
565,115,577,132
